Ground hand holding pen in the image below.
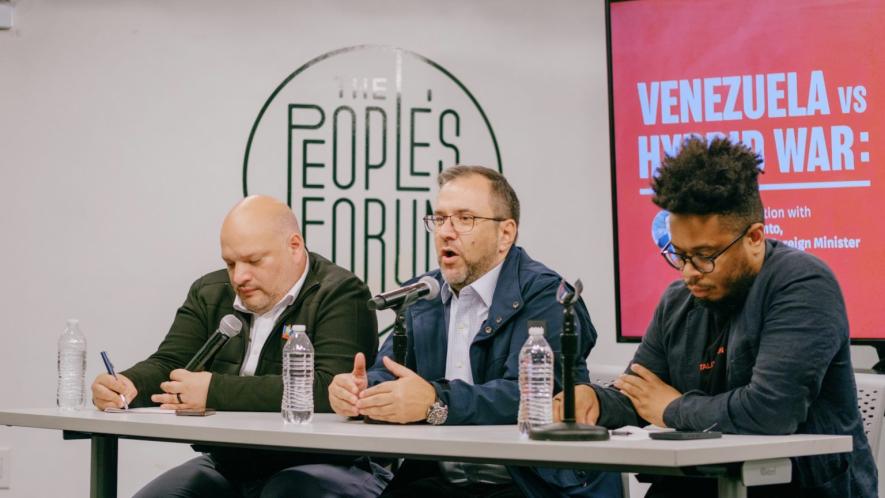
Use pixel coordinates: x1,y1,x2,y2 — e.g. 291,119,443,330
90,352,137,411
100,351,129,409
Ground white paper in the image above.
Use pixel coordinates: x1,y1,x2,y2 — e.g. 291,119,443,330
610,425,674,440
104,407,176,414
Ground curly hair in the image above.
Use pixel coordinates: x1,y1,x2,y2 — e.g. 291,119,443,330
651,137,764,228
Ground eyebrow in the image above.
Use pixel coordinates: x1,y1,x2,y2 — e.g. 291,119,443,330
670,243,716,254
223,251,267,263
433,209,475,216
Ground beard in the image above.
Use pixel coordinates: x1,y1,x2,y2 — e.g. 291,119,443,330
693,261,758,316
445,249,499,294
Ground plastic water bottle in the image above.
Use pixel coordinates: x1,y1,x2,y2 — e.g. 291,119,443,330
57,319,87,411
282,324,314,424
518,325,554,434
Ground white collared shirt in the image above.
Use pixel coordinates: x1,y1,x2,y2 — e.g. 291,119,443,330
441,261,503,383
439,260,511,485
233,253,309,376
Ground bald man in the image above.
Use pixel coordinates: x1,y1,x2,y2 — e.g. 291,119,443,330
91,195,388,498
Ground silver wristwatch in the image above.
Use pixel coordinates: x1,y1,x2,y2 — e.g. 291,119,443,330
425,398,448,425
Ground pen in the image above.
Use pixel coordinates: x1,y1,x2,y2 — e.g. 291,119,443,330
100,351,129,410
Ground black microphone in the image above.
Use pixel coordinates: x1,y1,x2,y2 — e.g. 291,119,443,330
184,314,243,372
367,276,441,311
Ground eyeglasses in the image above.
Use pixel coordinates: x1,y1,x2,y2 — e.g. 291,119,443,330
422,214,505,234
660,225,752,274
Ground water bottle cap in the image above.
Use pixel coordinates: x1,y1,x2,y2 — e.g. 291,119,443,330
528,326,544,336
292,324,306,333
67,318,79,326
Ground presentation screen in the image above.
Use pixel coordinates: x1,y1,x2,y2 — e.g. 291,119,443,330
609,0,885,342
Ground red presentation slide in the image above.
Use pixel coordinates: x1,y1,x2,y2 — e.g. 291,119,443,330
610,0,885,340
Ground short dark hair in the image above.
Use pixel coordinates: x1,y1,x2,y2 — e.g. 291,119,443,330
437,165,520,225
651,137,764,229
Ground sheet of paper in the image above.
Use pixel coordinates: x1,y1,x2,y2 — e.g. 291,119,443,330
609,425,674,440
104,407,176,414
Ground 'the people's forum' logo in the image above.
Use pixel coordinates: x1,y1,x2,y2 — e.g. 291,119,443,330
243,45,501,293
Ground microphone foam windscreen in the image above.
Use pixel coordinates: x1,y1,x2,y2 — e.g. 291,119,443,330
419,275,441,300
219,314,243,337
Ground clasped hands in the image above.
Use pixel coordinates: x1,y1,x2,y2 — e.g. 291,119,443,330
91,369,212,411
553,363,681,428
329,353,436,423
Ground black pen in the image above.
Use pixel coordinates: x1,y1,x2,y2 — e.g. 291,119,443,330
100,351,129,410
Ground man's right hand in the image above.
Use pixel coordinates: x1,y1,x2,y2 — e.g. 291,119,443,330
328,353,369,417
91,373,137,410
553,384,600,425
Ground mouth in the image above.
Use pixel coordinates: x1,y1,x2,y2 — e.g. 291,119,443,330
687,284,712,296
439,248,460,265
238,287,259,297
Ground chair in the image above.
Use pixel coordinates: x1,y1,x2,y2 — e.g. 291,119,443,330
854,372,885,459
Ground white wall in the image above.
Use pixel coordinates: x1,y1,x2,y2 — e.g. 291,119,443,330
0,1,878,497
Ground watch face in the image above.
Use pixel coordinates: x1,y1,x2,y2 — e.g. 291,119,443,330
427,402,448,425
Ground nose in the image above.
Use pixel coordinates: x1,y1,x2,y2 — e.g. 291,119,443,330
437,216,458,239
231,262,251,286
681,260,703,280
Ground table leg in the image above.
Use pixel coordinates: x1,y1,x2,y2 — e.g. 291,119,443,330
90,434,118,498
717,476,747,498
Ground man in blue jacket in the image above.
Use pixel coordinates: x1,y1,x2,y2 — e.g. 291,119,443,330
559,137,877,497
329,165,621,497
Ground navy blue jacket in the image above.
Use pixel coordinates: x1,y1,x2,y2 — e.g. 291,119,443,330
368,246,622,497
594,240,877,497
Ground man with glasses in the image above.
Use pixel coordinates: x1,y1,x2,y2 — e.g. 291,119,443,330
328,165,622,497
558,137,876,497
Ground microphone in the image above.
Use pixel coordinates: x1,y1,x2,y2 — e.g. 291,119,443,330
184,314,243,372
367,276,441,311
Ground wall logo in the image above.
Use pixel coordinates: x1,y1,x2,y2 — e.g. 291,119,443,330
243,45,501,293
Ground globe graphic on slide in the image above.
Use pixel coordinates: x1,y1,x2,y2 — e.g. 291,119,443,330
651,210,671,250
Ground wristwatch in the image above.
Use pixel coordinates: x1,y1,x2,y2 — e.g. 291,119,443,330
425,398,448,425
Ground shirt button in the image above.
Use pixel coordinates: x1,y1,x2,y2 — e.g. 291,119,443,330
495,316,502,324
484,326,492,334
512,301,520,309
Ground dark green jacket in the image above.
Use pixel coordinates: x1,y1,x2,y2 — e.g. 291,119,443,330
123,252,378,413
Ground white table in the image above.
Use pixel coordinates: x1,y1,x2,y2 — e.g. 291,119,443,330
0,408,852,498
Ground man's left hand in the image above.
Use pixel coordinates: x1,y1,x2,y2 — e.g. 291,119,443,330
153,370,212,410
356,356,436,424
613,363,681,427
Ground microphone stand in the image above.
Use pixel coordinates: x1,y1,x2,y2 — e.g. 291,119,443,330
365,290,423,424
392,291,422,365
530,279,609,441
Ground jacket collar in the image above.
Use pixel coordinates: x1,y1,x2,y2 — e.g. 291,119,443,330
478,245,525,340
418,245,525,341
405,246,525,379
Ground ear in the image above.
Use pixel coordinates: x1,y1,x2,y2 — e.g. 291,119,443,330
747,223,765,250
288,232,304,253
497,219,517,253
